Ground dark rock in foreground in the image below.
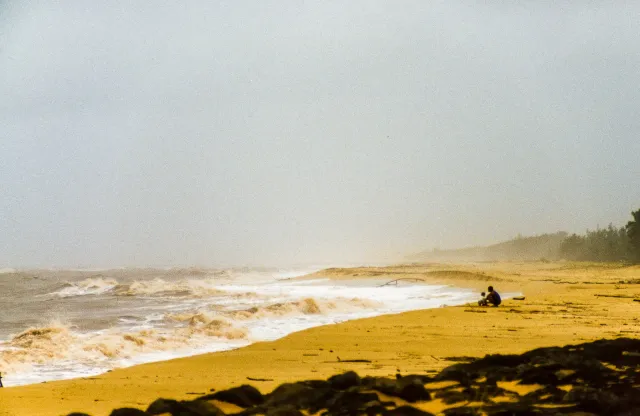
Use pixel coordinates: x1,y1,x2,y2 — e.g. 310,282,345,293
70,338,640,416
199,384,264,408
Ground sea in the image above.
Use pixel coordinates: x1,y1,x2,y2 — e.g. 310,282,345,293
0,266,478,386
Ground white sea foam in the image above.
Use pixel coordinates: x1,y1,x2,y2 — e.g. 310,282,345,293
0,268,500,386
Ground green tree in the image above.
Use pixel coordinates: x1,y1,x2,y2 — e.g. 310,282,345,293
626,209,640,262
559,234,585,260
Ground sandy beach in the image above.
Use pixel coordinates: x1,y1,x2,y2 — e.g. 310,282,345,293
1,261,639,416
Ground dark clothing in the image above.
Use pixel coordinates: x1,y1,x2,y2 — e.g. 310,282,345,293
486,291,501,306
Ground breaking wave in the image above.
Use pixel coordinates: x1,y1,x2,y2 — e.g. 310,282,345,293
113,278,228,297
52,278,118,298
0,295,380,374
49,277,234,298
171,297,382,322
0,323,76,374
0,316,249,375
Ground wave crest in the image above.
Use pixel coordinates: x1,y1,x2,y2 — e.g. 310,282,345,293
0,318,248,375
229,297,380,319
0,323,75,375
52,278,118,298
168,312,248,340
114,278,227,297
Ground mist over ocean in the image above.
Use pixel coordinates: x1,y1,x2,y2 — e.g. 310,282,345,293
0,267,476,386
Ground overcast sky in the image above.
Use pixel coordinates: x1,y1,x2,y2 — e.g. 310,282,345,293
1,1,639,268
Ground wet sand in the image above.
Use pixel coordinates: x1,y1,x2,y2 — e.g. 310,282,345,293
1,261,639,416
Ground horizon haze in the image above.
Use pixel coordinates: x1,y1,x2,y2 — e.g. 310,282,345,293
1,1,639,268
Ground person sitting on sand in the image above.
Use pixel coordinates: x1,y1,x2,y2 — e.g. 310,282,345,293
478,292,487,306
479,286,501,307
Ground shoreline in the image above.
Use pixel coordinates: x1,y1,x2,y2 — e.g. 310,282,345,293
0,261,639,415
0,276,480,388
3,271,478,388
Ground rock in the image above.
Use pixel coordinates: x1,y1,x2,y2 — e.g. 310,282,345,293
516,363,566,385
207,384,264,407
433,366,473,386
109,410,149,416
328,371,361,390
147,398,179,414
300,379,331,389
563,387,620,412
573,359,611,385
182,400,227,416
361,400,387,416
265,404,304,416
435,389,471,405
468,353,526,369
146,398,224,416
522,386,566,404
386,405,434,416
473,384,510,403
435,385,481,405
325,390,379,414
443,407,481,416
397,374,432,385
482,402,540,416
394,378,432,403
362,376,397,395
266,382,334,412
362,375,431,402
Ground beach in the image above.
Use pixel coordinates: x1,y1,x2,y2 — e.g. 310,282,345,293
1,261,639,416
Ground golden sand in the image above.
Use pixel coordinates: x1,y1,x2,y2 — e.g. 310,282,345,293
1,261,639,416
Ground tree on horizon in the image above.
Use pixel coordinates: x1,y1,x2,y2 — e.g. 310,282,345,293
626,209,640,262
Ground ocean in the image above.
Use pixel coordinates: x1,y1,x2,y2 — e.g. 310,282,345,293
0,267,477,386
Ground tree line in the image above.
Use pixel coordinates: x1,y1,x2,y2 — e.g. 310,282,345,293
559,209,640,263
409,209,640,263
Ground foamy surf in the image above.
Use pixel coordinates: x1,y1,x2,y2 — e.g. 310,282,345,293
0,267,480,386
52,278,119,298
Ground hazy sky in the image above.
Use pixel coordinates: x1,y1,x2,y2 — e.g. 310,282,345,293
1,1,639,268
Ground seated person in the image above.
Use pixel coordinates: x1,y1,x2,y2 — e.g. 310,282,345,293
478,292,487,306
485,286,501,306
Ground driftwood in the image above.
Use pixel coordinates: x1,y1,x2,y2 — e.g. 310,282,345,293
247,377,274,382
595,294,636,299
335,357,372,363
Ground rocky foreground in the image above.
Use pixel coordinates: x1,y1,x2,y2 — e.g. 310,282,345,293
68,338,640,416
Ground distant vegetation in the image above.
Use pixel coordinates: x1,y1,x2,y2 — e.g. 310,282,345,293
559,209,639,263
410,209,640,264
409,232,569,262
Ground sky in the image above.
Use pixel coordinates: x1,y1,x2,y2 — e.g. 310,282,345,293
1,1,639,268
